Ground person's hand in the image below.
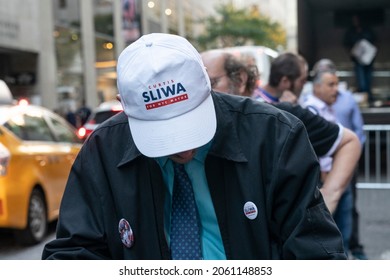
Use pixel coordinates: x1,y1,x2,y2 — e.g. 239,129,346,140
280,90,298,104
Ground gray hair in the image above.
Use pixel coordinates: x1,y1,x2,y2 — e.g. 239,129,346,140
312,69,336,85
311,58,337,78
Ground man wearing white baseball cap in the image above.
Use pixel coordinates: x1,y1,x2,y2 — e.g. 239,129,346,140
116,33,216,158
43,33,346,260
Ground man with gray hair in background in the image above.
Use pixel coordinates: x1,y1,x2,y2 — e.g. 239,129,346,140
310,58,367,259
301,61,357,257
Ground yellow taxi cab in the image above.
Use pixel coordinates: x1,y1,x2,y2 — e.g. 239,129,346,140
0,102,82,245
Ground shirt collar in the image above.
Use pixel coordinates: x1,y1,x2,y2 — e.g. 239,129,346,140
154,140,213,168
308,94,328,110
256,87,280,103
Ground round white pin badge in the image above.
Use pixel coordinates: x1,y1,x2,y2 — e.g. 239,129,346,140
243,201,258,220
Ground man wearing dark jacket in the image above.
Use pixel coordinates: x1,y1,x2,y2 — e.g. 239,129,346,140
42,33,346,260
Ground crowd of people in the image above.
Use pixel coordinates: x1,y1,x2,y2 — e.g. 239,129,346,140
42,33,367,260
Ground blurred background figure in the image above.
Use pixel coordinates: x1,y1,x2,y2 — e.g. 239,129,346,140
343,14,377,105
76,98,92,128
279,55,309,105
301,65,353,256
251,52,302,103
312,58,368,259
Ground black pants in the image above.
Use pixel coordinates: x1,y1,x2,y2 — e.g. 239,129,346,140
349,166,364,253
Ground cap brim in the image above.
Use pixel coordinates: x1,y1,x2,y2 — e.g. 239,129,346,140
128,93,216,158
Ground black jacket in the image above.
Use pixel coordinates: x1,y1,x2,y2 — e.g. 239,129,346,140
42,92,346,260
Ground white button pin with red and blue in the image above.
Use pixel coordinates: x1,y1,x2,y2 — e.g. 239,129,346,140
243,201,258,220
118,218,134,248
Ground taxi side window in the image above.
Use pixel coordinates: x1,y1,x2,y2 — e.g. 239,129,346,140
49,117,80,143
5,113,54,142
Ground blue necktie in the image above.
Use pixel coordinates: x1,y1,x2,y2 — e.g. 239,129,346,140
170,163,202,260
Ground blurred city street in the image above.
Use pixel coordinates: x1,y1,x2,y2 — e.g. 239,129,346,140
357,188,390,259
0,222,56,260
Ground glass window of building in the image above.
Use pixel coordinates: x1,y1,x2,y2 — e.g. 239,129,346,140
94,0,117,103
166,0,177,34
53,0,84,119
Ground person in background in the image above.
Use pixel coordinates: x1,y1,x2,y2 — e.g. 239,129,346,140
312,58,368,259
300,68,354,254
251,52,302,104
42,33,346,260
58,92,78,128
65,107,77,128
300,69,339,178
201,50,361,216
279,54,309,104
343,14,377,105
76,98,92,128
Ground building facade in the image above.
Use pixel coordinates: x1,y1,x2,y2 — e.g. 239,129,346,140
0,0,296,115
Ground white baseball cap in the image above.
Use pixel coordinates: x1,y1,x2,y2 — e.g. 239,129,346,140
117,33,216,157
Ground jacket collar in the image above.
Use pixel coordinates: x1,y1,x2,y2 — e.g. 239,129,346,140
117,91,247,167
117,133,142,167
208,92,247,162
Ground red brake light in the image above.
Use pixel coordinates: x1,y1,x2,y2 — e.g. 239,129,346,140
77,127,87,138
18,98,29,106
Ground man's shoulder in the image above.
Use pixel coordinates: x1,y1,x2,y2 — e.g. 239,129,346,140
96,111,128,129
339,90,356,102
302,94,325,109
82,111,140,164
275,102,308,119
334,90,358,107
213,91,278,112
212,91,302,128
89,111,130,140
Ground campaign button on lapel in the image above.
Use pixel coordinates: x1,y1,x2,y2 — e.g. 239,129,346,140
118,218,134,248
243,201,258,220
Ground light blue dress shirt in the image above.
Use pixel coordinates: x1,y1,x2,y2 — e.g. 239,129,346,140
332,90,366,146
155,142,226,260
